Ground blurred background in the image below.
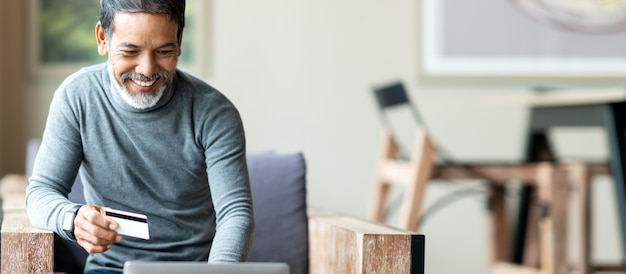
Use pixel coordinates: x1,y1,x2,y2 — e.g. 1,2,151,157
1,0,625,273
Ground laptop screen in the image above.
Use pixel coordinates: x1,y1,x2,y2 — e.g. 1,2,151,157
123,261,290,274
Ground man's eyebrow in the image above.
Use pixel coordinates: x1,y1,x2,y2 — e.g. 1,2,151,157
157,42,178,49
119,42,140,49
117,42,178,49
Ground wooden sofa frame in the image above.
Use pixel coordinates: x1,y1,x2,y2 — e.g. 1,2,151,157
0,174,424,274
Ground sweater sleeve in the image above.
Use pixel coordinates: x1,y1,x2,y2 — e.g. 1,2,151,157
203,103,255,263
25,81,84,240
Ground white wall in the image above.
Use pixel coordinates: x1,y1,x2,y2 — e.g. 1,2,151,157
206,0,623,273
209,0,415,215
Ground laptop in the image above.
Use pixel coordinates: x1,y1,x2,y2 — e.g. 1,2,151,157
123,261,290,274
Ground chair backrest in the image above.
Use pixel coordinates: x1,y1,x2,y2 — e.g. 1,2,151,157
372,81,422,126
372,81,426,160
373,82,411,109
26,140,309,274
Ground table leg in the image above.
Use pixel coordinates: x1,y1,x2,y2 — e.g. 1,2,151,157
604,102,626,270
513,131,556,264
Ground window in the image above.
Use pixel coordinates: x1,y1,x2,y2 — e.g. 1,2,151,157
29,0,209,79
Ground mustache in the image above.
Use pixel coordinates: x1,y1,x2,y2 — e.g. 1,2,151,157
120,71,169,82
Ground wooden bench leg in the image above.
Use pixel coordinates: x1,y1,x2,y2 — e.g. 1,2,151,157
369,130,399,223
537,164,568,274
401,130,434,231
567,163,591,274
368,129,435,232
523,191,541,268
488,185,510,266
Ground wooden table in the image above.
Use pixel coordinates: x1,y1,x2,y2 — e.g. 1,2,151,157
498,88,626,272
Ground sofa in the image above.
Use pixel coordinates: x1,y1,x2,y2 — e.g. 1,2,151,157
0,139,424,273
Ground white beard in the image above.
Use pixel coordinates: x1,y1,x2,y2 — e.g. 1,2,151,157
116,83,166,110
108,65,167,110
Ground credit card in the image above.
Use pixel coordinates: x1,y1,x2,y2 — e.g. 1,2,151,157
104,208,150,240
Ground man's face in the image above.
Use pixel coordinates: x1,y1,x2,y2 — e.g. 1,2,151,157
96,13,182,109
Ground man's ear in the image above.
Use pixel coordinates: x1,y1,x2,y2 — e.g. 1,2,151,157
95,22,108,56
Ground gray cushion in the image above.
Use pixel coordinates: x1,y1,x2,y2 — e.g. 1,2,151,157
27,139,85,204
247,151,309,274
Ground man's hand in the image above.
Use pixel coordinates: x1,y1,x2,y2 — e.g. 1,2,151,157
74,205,123,253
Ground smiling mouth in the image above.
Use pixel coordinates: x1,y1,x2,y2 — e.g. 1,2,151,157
121,72,168,90
132,78,158,87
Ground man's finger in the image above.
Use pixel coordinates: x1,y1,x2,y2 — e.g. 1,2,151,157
76,237,112,254
73,205,121,253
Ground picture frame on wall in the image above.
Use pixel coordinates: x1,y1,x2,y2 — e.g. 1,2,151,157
27,0,211,80
420,0,626,78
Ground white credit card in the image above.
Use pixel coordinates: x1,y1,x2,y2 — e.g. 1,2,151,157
104,208,150,240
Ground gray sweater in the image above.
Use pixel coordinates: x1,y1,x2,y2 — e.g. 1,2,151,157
25,63,254,272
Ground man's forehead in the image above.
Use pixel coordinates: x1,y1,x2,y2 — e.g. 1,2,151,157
109,12,180,40
110,12,180,31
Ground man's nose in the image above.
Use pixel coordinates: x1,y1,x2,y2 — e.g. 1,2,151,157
136,53,158,77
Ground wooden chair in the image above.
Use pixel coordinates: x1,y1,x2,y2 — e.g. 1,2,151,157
366,82,610,274
368,127,571,274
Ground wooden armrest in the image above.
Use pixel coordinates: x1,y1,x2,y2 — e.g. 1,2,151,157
307,209,424,274
0,174,54,273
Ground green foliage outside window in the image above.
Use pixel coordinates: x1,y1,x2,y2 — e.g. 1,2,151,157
40,0,194,64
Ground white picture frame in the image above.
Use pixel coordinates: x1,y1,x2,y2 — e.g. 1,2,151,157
420,0,626,78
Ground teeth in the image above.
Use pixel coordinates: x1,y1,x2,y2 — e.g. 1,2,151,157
132,79,157,87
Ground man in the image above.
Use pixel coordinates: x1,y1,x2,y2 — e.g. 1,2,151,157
25,0,254,273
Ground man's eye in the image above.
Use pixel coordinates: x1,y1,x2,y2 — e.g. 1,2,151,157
123,50,138,55
158,50,175,55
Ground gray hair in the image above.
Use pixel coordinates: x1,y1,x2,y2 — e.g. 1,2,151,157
99,0,185,40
